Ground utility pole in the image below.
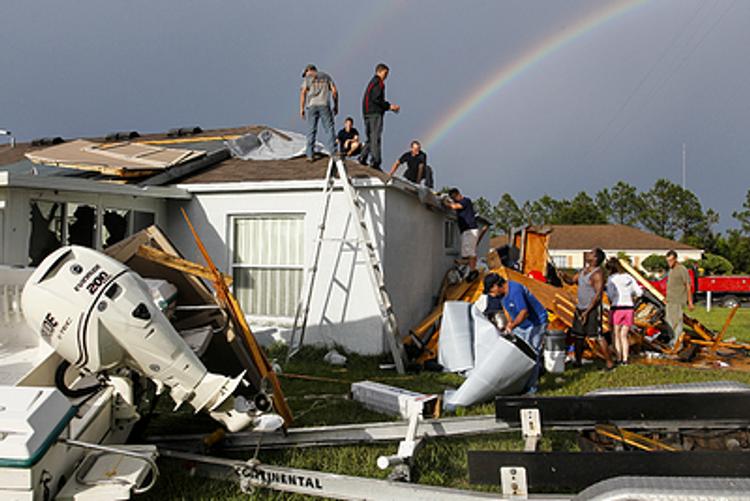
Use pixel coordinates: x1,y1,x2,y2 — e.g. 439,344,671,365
682,142,686,190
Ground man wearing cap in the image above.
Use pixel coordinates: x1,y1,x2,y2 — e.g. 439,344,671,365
481,273,548,393
300,64,338,162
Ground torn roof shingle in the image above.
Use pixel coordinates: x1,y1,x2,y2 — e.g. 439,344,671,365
0,125,387,185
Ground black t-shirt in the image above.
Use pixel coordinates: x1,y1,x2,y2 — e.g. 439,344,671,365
456,197,478,232
398,151,427,183
337,128,359,152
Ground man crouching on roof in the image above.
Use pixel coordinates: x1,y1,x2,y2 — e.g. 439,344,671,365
481,273,548,394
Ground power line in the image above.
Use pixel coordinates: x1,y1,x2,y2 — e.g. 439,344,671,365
581,0,708,163
597,0,737,158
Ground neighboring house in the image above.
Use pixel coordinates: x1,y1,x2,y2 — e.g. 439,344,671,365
490,224,702,270
0,125,484,355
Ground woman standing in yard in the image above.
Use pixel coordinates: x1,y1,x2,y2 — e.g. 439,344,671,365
605,258,643,365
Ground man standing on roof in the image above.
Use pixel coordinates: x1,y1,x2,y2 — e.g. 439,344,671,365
482,273,548,394
665,249,694,347
358,63,400,170
561,248,614,370
444,188,480,282
300,64,338,162
389,140,427,184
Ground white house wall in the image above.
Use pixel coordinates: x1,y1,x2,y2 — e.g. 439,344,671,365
383,188,473,334
167,185,388,355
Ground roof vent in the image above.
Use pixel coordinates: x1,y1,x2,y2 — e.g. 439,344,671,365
31,137,65,146
167,126,203,137
105,131,140,141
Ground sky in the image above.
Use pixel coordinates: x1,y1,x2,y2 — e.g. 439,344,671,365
1,0,748,229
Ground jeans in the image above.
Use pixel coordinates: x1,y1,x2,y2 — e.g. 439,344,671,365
358,113,384,169
512,322,546,394
305,105,335,159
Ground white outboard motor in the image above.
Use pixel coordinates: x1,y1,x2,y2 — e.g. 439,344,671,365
22,246,268,432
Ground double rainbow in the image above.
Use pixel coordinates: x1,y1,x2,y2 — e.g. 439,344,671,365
423,0,649,149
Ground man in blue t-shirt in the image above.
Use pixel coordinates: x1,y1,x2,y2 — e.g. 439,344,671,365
482,273,548,393
444,188,480,282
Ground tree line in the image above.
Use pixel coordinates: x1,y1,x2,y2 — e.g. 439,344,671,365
473,179,750,274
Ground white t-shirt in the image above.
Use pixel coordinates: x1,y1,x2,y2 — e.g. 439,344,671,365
606,272,643,308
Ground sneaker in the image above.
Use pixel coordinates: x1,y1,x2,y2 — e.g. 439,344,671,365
358,156,368,166
306,157,314,163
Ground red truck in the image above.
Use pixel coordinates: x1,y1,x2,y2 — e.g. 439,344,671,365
649,268,750,308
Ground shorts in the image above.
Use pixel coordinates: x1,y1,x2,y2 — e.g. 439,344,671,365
611,308,634,327
460,229,479,258
572,307,601,338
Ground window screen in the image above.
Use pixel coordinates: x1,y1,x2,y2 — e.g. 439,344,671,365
231,215,304,318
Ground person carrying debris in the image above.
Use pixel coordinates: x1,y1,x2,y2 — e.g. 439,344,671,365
482,273,548,393
300,64,338,162
561,248,614,370
336,117,362,157
388,140,427,184
444,188,480,282
605,257,642,365
665,249,694,346
358,63,400,170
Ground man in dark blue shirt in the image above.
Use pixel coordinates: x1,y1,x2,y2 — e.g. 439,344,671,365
482,273,548,393
444,188,480,281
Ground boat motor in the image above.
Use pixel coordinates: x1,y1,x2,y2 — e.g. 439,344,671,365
22,246,279,432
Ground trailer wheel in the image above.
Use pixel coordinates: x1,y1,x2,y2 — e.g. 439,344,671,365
721,295,740,309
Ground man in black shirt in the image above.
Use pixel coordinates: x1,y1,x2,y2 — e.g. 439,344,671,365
444,188,480,281
358,63,400,170
336,117,362,157
388,140,427,184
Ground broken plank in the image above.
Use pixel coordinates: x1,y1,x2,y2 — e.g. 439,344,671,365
135,244,233,287
181,209,293,426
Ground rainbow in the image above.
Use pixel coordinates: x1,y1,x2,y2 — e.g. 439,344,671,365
424,0,649,148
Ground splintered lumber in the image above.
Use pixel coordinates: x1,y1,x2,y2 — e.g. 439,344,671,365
181,209,293,425
135,244,233,287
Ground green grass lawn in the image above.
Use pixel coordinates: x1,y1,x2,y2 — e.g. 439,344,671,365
139,307,750,500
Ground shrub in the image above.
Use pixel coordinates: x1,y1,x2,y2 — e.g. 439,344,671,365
642,254,667,273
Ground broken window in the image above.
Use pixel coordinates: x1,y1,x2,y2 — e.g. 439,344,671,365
231,215,304,318
133,211,155,233
102,209,131,248
29,200,64,266
66,203,97,248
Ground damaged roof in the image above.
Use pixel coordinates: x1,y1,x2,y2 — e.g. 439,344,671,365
0,125,387,185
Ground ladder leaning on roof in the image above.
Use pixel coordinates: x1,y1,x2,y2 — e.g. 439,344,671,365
287,157,407,374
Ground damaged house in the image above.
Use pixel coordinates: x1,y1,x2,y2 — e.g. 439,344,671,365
0,126,487,355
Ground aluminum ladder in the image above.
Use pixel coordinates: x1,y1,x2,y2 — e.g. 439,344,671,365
287,157,407,373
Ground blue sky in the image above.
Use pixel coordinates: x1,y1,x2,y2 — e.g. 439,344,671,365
1,0,748,229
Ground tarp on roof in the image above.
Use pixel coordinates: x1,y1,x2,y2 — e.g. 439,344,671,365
25,139,205,177
225,128,329,161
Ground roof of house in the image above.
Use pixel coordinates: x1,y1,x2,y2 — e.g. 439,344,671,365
176,155,387,184
490,224,699,252
0,126,261,169
0,125,388,185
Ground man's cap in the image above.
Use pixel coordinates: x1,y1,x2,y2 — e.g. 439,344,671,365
483,273,505,292
302,64,317,77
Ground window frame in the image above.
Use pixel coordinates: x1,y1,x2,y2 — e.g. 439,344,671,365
227,211,306,322
444,218,459,255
